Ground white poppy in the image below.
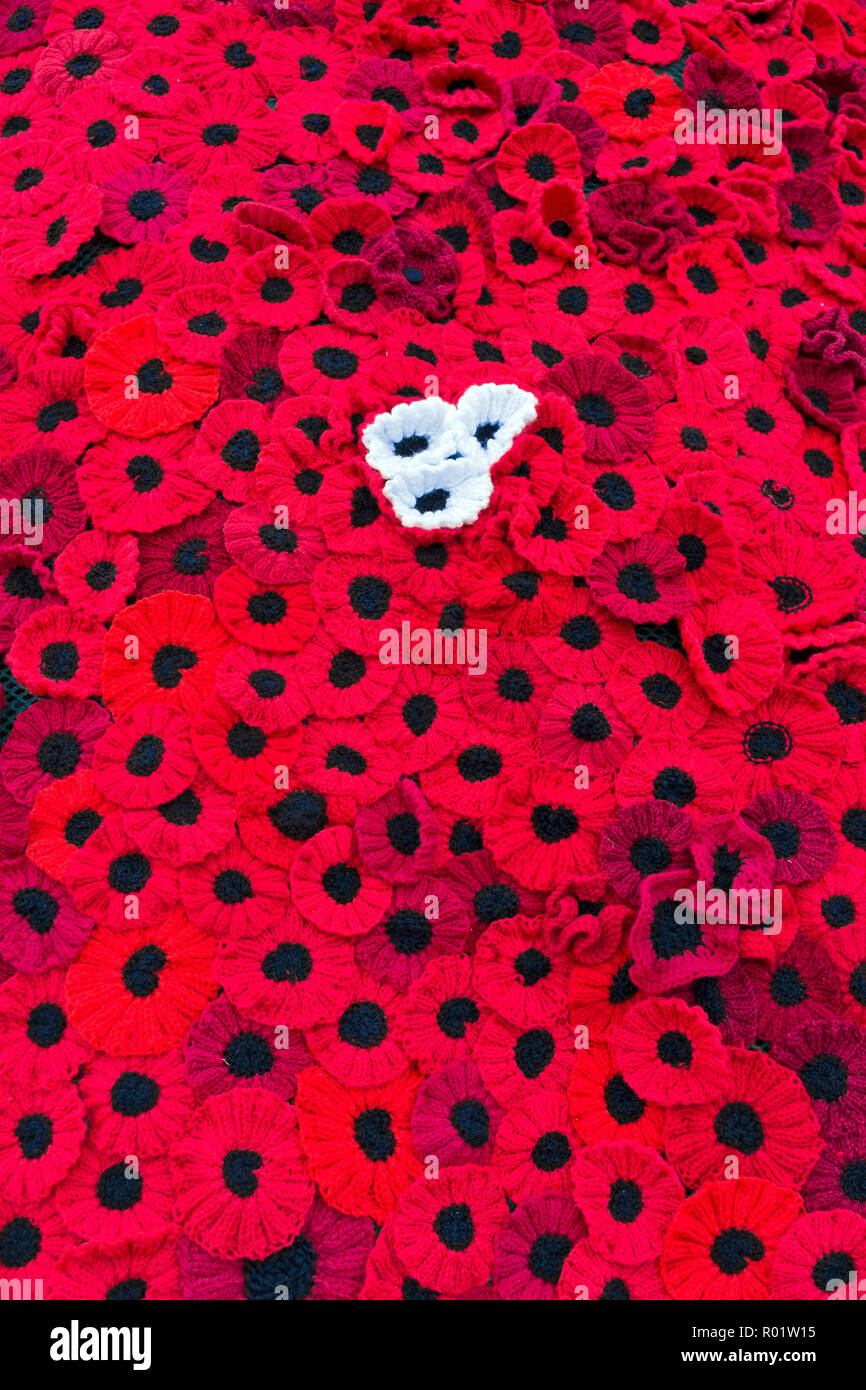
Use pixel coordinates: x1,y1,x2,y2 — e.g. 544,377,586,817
383,456,495,530
361,396,460,479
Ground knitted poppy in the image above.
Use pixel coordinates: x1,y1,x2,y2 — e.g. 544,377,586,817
473,1010,573,1109
292,630,391,727
773,1209,866,1300
802,1133,866,1219
0,180,103,278
7,605,102,700
25,770,110,881
184,994,310,1105
614,997,732,1106
0,446,85,557
303,971,406,1087
158,210,246,291
695,688,843,801
100,161,192,244
53,529,138,621
537,679,632,776
278,323,379,398
490,1193,583,1301
689,812,778,903
65,813,178,931
66,910,217,1056
573,1140,683,1267
796,858,866,946
745,929,841,1046
629,867,738,994
775,1018,866,1143
531,586,631,688
291,716,394,811
308,195,392,272
460,635,554,738
191,696,301,808
52,1138,174,1244
224,505,326,589
296,1064,421,1223
77,1047,193,1158
76,427,211,534
188,398,271,504
0,1193,69,1285
55,1233,181,1301
615,739,733,819
598,798,693,904
741,788,836,885
558,1237,667,1301
0,966,89,1089
680,595,784,715
582,457,669,546
93,703,196,809
394,955,484,1074
169,1087,313,1261
215,645,309,736
102,592,232,718
473,916,569,1029
409,1055,504,1172
363,784,445,896
136,500,233,600
121,773,236,871
481,761,606,892
0,1078,85,1201
611,643,712,741
487,1090,573,1203
355,878,465,987
544,352,654,463
312,552,416,655
389,1164,507,1297
84,315,219,437
155,285,237,368
2,696,109,807
567,1041,664,1150
216,906,355,1031
660,1178,803,1301
157,86,281,178
665,1046,823,1190
180,834,290,940
290,825,391,938
0,546,57,652
649,402,738,479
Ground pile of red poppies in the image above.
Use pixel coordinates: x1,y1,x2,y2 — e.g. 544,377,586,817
1,0,866,1302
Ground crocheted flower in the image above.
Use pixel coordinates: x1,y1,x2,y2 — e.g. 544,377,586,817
170,1088,314,1260
660,1179,803,1301
84,315,219,437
